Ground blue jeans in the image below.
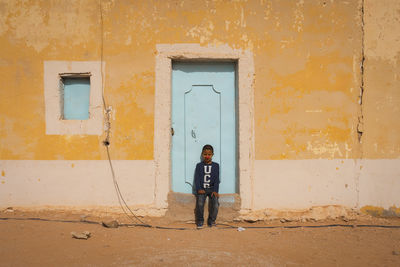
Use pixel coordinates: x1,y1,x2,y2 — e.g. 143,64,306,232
195,190,219,226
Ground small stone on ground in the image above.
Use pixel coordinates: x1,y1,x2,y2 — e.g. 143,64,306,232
71,231,91,240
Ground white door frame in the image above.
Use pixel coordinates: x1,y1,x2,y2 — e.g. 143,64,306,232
154,44,255,211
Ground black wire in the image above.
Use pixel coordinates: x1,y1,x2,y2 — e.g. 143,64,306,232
97,0,149,227
216,222,400,229
105,146,151,226
1,217,400,230
0,217,101,225
0,217,192,230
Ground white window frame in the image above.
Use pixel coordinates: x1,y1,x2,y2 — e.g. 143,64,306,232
153,44,255,210
44,61,104,135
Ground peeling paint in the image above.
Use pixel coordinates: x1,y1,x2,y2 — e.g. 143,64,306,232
361,205,400,217
362,0,400,159
3,1,98,53
364,0,400,63
307,141,343,159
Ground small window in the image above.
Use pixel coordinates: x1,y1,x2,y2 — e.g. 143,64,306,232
60,76,90,120
44,61,103,135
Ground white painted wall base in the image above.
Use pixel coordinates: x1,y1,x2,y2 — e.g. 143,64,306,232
358,159,400,209
254,159,400,210
0,160,155,207
1,159,399,215
254,160,359,210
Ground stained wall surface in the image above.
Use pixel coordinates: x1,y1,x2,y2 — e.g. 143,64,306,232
0,0,399,214
358,0,400,211
363,0,400,159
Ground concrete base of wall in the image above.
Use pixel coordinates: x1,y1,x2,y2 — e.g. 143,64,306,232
0,160,163,216
253,159,400,210
1,159,400,219
237,205,357,222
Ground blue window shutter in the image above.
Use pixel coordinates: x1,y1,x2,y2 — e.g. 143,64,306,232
63,77,90,120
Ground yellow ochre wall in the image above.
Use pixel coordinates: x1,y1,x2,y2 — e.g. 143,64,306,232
0,0,368,160
363,0,400,159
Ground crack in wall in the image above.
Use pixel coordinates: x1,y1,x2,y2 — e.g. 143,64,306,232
357,0,365,144
354,0,366,210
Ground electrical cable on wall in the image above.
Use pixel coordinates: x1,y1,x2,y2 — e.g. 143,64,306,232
97,2,189,230
98,0,149,227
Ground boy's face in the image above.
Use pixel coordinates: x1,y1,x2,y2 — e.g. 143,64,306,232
202,149,213,164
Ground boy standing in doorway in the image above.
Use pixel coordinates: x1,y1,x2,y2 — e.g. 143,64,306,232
194,144,220,229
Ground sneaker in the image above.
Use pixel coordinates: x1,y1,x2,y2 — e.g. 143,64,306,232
208,222,217,227
196,223,204,229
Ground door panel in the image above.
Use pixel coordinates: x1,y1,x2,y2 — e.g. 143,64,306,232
172,62,236,194
185,85,221,186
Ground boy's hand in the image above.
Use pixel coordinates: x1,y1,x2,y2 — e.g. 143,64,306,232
211,192,219,198
198,190,206,194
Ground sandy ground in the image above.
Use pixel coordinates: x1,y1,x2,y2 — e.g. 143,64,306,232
1,210,400,266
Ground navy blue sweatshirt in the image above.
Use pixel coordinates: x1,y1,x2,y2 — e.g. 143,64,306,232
194,162,220,193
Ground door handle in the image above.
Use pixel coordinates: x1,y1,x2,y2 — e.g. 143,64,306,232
191,129,196,138
171,128,174,136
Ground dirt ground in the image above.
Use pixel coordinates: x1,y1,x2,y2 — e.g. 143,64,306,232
1,209,400,266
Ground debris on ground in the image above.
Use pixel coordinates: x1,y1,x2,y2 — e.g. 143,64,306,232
102,220,119,228
1,210,400,266
235,205,357,222
237,227,245,232
71,231,91,240
3,207,14,213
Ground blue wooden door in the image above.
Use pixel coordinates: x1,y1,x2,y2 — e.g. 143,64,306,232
172,62,236,194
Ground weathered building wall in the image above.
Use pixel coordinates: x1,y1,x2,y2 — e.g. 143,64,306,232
250,0,363,210
0,0,399,216
358,0,400,214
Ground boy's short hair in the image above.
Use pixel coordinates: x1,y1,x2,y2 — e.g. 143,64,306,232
202,144,214,153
